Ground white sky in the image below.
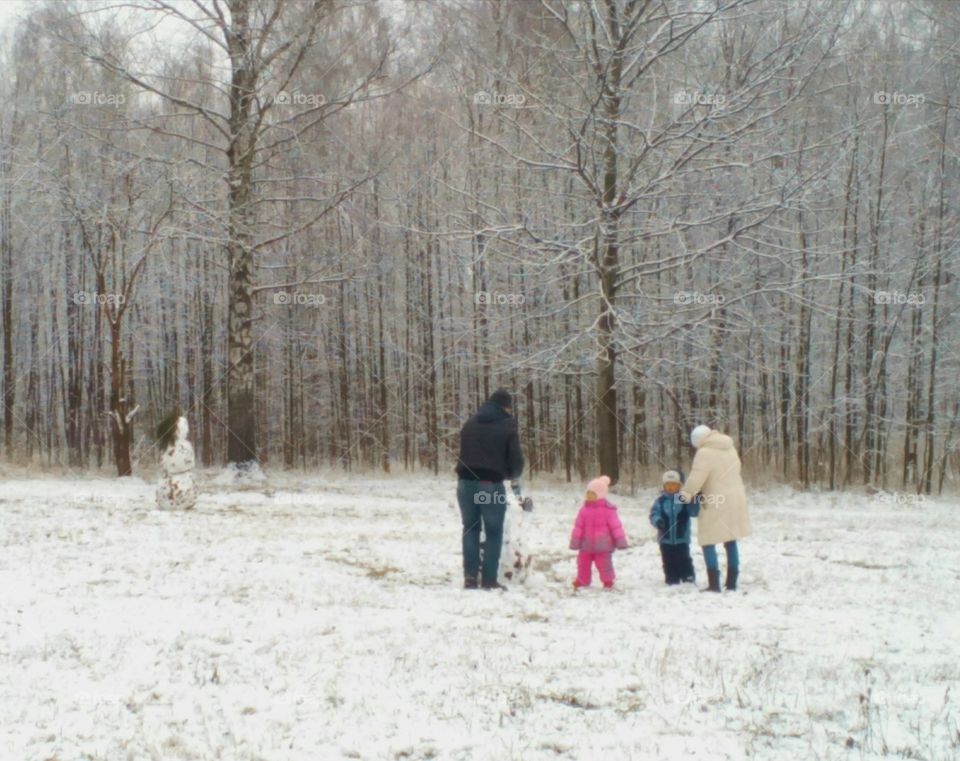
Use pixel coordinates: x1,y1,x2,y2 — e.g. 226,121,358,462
0,0,30,34
0,0,198,43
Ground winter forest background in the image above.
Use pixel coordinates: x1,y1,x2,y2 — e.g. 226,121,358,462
0,0,957,494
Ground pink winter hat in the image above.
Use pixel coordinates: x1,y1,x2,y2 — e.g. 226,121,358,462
586,475,611,500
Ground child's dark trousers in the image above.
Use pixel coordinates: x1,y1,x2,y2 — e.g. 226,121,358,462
659,543,696,584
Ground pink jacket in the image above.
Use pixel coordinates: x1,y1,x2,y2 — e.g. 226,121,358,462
569,498,629,553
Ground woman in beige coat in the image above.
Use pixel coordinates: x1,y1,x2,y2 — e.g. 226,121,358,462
680,425,751,592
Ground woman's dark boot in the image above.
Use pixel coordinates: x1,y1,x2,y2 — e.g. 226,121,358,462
725,568,739,591
702,569,721,592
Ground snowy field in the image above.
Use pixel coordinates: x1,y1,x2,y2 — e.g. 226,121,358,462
1,471,958,761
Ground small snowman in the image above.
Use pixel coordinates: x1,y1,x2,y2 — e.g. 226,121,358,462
480,480,534,584
155,410,197,510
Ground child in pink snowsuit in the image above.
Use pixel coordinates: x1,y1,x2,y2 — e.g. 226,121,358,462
570,476,629,588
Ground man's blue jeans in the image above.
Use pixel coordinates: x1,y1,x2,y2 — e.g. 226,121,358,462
702,541,739,571
457,479,507,583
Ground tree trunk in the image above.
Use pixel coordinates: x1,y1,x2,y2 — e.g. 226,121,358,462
224,0,259,467
863,108,889,485
922,99,949,493
108,324,133,477
0,126,14,455
595,2,624,483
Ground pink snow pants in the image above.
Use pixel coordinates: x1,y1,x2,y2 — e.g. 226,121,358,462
576,551,615,586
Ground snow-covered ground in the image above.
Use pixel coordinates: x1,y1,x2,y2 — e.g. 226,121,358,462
0,471,957,761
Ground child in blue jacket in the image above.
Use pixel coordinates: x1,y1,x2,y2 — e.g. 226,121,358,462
649,470,699,584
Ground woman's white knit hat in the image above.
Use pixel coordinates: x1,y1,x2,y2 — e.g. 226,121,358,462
690,424,712,448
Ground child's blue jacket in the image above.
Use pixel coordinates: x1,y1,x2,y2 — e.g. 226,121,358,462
649,492,700,545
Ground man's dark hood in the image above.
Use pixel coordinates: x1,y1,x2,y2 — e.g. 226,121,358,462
475,400,509,424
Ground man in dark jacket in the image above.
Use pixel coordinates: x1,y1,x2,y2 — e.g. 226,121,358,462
456,388,524,590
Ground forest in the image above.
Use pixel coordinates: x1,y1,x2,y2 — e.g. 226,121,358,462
0,0,957,493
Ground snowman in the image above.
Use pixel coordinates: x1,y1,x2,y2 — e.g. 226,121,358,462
481,480,534,584
155,411,197,510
